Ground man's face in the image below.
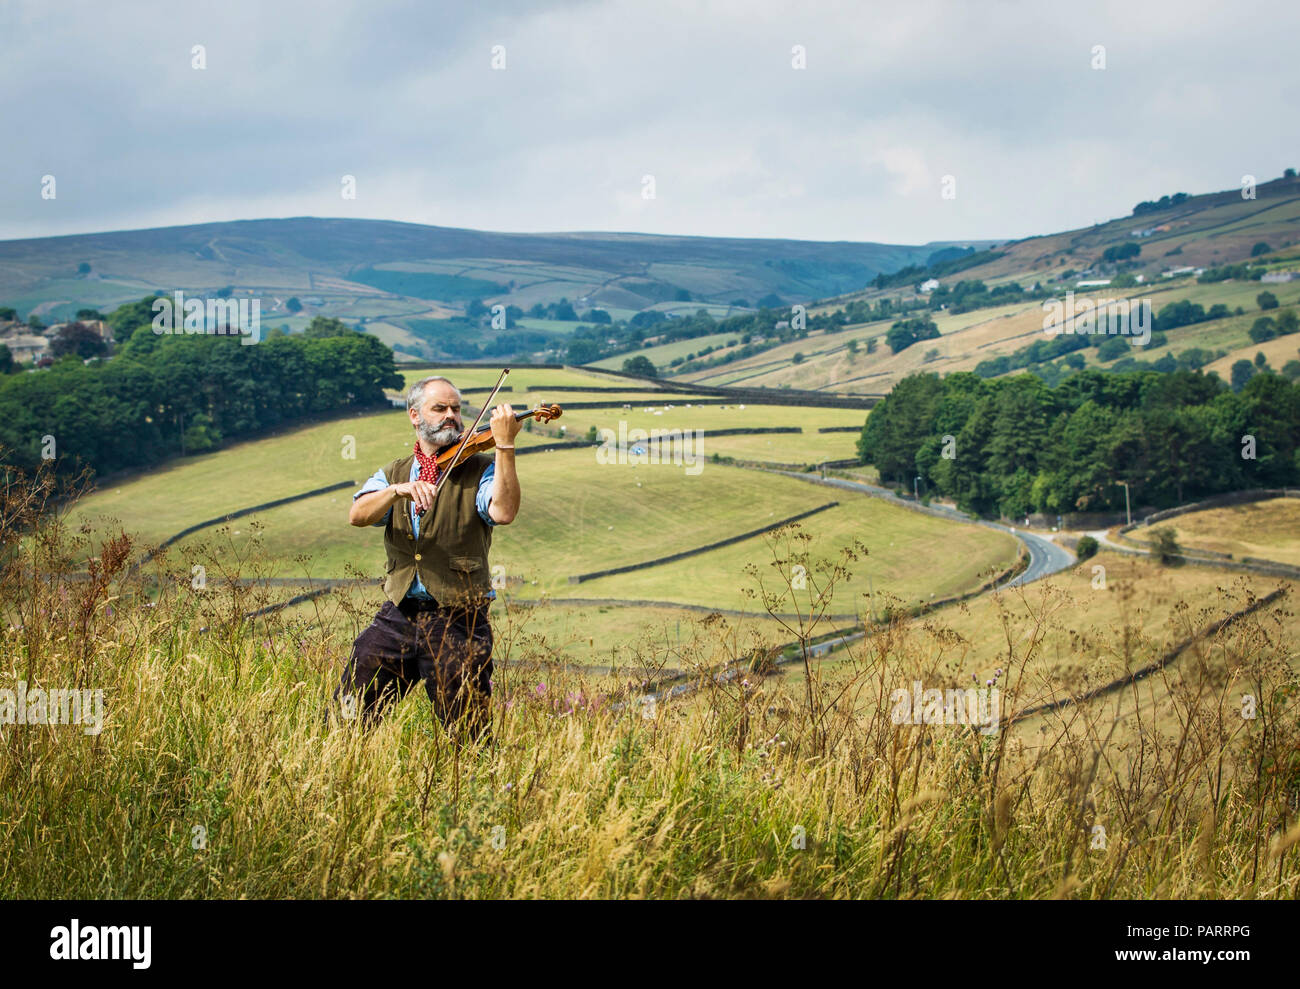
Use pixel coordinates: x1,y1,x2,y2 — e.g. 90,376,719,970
412,382,463,449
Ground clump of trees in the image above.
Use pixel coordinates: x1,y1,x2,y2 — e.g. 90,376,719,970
857,367,1300,519
885,317,940,354
0,296,403,480
622,355,657,377
1132,192,1189,216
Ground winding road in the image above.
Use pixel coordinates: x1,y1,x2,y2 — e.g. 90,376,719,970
769,469,1077,589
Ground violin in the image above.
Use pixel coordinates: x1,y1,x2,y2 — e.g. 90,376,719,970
433,403,563,473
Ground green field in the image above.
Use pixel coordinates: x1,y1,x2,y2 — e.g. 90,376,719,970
66,374,1007,659
397,366,635,390
66,407,559,548
569,499,1018,613
594,331,742,370
157,448,849,586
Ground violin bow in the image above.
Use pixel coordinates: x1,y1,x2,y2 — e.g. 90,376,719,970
417,366,510,517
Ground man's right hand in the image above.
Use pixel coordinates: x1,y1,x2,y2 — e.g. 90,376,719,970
393,479,438,515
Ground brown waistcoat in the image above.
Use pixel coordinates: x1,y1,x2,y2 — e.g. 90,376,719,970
379,451,494,606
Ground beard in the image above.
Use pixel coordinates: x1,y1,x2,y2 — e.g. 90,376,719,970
417,413,460,449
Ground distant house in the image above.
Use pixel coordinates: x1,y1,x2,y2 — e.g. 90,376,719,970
1162,266,1197,278
773,320,790,331
1130,228,1157,238
1076,279,1112,288
1261,271,1298,283
2,333,50,365
920,278,940,292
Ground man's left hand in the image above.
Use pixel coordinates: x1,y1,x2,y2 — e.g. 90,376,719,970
490,403,521,447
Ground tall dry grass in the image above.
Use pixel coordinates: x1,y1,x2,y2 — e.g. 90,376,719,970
1,458,1297,899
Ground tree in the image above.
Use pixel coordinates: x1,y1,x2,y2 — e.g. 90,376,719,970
1230,359,1255,392
1251,242,1273,257
1097,336,1131,361
286,296,302,313
1102,242,1141,263
885,316,940,354
1076,534,1098,560
0,307,16,322
106,294,165,344
1287,168,1298,179
1282,359,1300,381
50,322,108,360
857,372,943,480
1257,291,1279,310
566,338,600,364
28,314,45,330
622,355,657,377
1249,317,1277,343
0,343,13,374
76,308,104,320
1277,309,1299,335
182,411,222,453
1149,527,1181,564
303,316,351,338
792,351,805,364
77,262,91,274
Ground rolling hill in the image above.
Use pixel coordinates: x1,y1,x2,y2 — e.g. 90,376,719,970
0,217,991,361
673,173,1300,392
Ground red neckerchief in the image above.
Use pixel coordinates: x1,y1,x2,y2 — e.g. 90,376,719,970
413,442,441,486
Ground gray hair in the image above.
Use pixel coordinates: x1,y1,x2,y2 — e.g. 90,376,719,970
406,375,460,412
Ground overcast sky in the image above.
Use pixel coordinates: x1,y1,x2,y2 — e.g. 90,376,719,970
1,0,1296,246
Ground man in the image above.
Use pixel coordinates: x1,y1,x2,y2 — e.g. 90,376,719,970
335,375,521,741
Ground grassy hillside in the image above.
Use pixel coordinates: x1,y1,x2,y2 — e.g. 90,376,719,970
64,373,1011,647
0,217,943,339
5,511,1296,899
674,174,1300,393
1124,498,1300,567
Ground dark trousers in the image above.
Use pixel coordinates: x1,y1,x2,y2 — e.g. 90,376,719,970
334,598,493,741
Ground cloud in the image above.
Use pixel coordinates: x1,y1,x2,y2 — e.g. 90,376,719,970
0,0,1295,244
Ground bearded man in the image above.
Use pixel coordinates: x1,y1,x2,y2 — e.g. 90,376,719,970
335,375,521,740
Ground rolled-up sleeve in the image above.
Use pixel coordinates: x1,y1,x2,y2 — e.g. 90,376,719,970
354,468,392,526
476,462,497,526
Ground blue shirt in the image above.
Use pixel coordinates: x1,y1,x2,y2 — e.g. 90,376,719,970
354,459,497,601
